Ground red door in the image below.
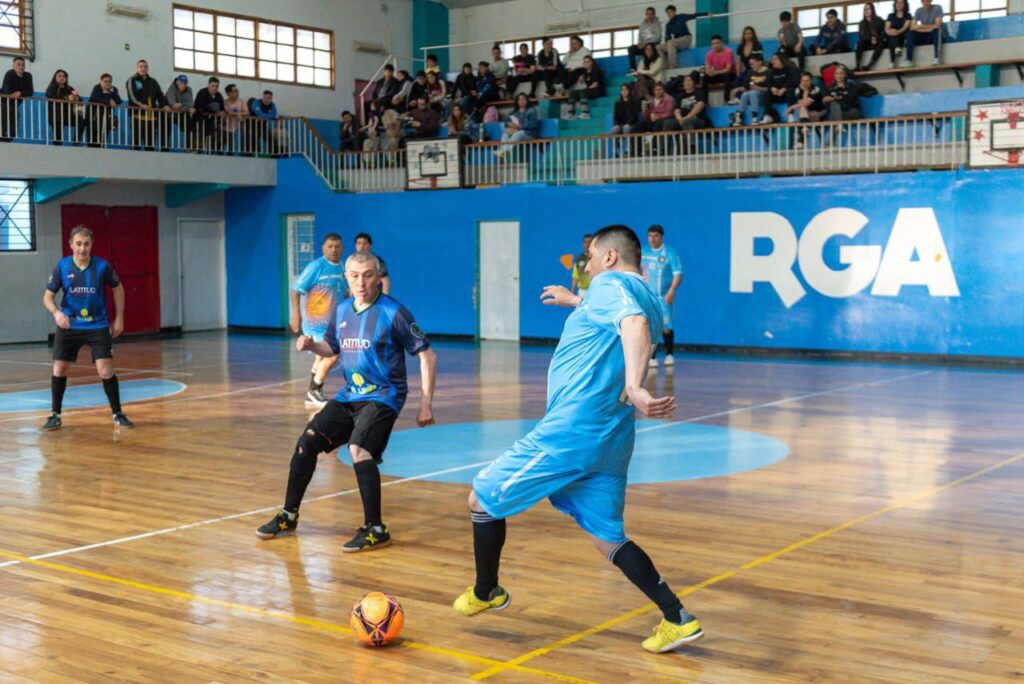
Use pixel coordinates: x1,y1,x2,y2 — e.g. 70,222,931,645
61,204,161,335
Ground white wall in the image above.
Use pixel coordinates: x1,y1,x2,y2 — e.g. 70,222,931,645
23,0,413,121
0,182,223,344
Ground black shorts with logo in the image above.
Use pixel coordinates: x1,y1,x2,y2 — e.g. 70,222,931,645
306,400,399,463
53,327,113,362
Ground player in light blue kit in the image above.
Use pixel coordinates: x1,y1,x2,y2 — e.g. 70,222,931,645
641,224,683,368
290,233,348,408
452,225,704,654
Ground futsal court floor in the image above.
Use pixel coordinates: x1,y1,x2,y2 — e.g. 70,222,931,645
0,332,1020,683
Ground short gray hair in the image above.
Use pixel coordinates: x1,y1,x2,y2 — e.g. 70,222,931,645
69,226,94,242
346,251,381,271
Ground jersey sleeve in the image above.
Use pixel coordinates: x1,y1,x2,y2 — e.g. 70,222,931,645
291,261,318,294
105,263,121,288
321,305,341,355
377,256,389,278
392,306,430,356
669,248,683,277
587,276,645,335
46,263,62,293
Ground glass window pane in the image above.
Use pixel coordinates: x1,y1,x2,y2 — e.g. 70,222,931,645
502,43,515,58
593,32,611,51
797,9,820,30
217,15,235,35
173,8,193,29
277,63,295,82
314,68,330,87
297,65,314,83
297,47,314,66
296,29,313,48
196,52,215,71
237,19,255,39
237,38,255,58
277,45,294,64
194,11,214,33
0,26,18,49
981,0,1005,9
847,5,865,24
220,36,236,55
260,42,277,61
195,32,214,52
314,50,330,69
593,50,611,59
277,25,294,44
219,55,237,74
957,0,981,11
981,9,1007,17
238,58,256,77
260,61,278,80
259,23,276,41
613,30,632,48
553,36,569,53
612,48,628,56
958,11,981,20
0,180,34,252
174,28,194,50
314,32,330,51
578,35,591,49
174,48,194,70
532,39,542,53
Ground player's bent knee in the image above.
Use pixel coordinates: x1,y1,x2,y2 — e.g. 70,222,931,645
294,428,329,461
349,444,373,463
590,535,620,558
468,489,485,512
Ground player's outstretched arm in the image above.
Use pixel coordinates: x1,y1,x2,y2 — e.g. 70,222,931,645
416,347,437,427
621,315,677,419
540,285,581,308
288,290,302,334
111,284,125,338
296,335,335,357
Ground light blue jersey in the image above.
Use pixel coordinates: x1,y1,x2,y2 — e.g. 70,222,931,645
641,244,683,298
291,256,347,341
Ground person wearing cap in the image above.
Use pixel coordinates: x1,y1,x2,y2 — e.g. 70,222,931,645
165,74,196,150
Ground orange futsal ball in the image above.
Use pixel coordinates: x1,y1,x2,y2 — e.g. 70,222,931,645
351,592,405,647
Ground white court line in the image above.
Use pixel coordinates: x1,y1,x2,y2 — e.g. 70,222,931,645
0,459,491,570
0,359,193,376
637,369,932,433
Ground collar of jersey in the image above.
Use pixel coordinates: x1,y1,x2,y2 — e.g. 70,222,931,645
351,287,383,314
72,258,91,271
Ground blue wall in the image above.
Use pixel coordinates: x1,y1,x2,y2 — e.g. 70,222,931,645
226,159,1024,357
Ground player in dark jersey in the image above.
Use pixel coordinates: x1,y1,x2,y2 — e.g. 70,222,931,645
256,251,437,551
41,226,134,430
354,232,390,294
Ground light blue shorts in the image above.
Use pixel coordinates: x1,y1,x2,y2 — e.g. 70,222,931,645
472,443,628,544
658,296,673,330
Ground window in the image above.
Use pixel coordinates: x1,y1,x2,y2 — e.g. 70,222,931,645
795,0,1007,39
173,5,333,88
0,180,34,252
490,25,639,63
0,0,29,55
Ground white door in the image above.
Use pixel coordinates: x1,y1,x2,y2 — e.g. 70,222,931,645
178,218,226,331
478,221,520,341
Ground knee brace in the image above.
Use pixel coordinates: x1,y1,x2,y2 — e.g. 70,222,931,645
294,428,331,460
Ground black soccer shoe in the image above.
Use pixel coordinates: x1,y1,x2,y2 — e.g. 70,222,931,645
256,510,298,539
42,413,62,431
342,524,391,553
113,412,135,428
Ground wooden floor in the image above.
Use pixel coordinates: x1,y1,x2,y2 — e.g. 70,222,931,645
0,332,1021,683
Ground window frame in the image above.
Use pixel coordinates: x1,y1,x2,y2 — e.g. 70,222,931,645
172,4,335,90
792,0,1007,38
0,0,29,57
494,24,639,63
0,180,36,253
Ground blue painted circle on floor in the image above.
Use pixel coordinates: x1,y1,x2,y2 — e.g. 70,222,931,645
353,419,789,484
0,379,186,413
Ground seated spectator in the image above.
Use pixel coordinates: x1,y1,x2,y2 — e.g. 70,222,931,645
611,83,641,156
448,102,477,143
165,74,195,149
361,99,384,152
193,76,225,151
907,0,943,65
372,65,400,112
728,55,770,126
408,71,429,107
470,61,498,121
856,3,886,71
425,54,442,78
660,4,705,69
628,7,663,71
45,69,83,146
223,83,246,153
633,43,664,100
507,43,538,97
815,10,849,55
535,38,562,97
425,71,449,118
764,52,799,123
885,0,912,68
561,35,591,91
391,70,413,111
495,92,539,158
673,73,710,150
703,35,735,99
453,62,477,109
638,82,678,154
824,64,861,128
777,12,805,69
381,106,403,152
785,71,825,148
734,26,765,91
86,72,122,148
340,109,361,152
404,95,440,139
251,89,283,156
566,55,604,119
490,45,510,96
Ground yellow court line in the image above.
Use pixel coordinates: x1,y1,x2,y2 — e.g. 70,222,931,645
470,451,1024,681
0,551,596,684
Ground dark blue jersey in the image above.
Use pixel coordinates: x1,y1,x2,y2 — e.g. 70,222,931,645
46,256,121,330
323,292,430,413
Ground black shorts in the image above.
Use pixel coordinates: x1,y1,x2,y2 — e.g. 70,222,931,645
306,400,398,463
53,327,113,362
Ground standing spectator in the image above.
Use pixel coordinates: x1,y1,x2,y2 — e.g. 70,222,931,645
561,35,592,92
372,65,400,111
86,73,122,148
45,69,83,146
471,61,498,121
907,0,943,66
638,82,678,155
164,74,195,150
507,43,538,97
494,92,538,158
659,4,705,69
641,224,683,368
425,54,442,78
566,55,605,119
815,10,849,55
777,12,805,68
634,43,664,100
885,0,913,68
672,73,710,148
536,38,562,97
628,7,663,71
405,95,440,139
354,232,391,294
490,45,510,96
703,35,735,99
1,56,33,143
223,84,246,153
425,71,449,118
611,83,641,156
570,234,593,296
763,52,799,123
340,110,361,152
125,59,168,151
193,76,225,152
729,55,770,126
785,71,825,147
391,70,414,112
856,3,886,71
824,64,861,138
251,89,282,156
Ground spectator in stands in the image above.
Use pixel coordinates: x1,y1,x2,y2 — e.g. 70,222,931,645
611,83,640,156
785,71,825,148
340,110,361,152
361,99,384,153
777,12,806,69
223,84,246,153
426,71,449,117
372,65,400,111
86,73,122,148
392,70,414,112
634,43,664,100
856,3,886,71
490,45,510,96
507,43,539,97
193,76,225,152
536,38,562,97
448,102,475,143
126,59,168,151
562,35,592,92
628,7,663,71
729,55,770,126
764,52,799,123
252,89,282,156
885,0,912,68
408,71,429,107
471,61,498,121
824,64,861,131
703,35,735,99
425,54,442,78
814,10,849,55
165,74,195,149
45,69,83,146
566,55,605,119
907,0,943,66
495,92,539,159
1,56,33,143
672,73,710,152
454,62,477,110
659,4,705,69
734,27,764,89
381,107,403,152
404,95,440,139
638,82,678,154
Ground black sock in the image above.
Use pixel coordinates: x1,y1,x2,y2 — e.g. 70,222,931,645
284,432,321,513
309,373,321,392
51,376,68,414
102,375,122,414
353,459,382,527
610,540,691,624
663,330,675,355
471,511,506,600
